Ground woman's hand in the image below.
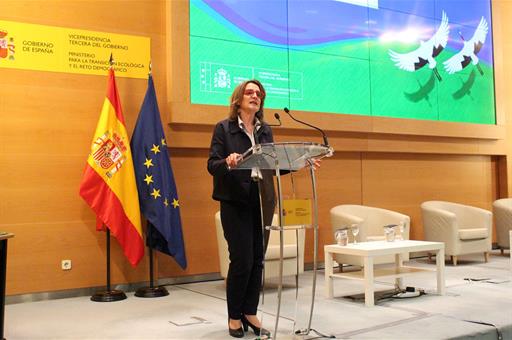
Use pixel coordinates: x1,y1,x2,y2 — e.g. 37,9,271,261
226,153,242,169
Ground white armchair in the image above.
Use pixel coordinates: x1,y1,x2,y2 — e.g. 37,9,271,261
493,198,512,254
215,211,305,280
329,205,410,268
421,201,492,265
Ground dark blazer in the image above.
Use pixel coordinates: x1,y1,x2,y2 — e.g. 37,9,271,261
207,118,275,206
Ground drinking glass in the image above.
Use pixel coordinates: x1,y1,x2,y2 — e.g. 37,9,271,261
384,226,395,242
351,224,360,244
335,228,348,246
397,221,406,240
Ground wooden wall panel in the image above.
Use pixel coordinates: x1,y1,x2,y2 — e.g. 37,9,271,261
157,148,221,277
166,122,507,156
495,1,512,195
6,221,148,294
156,150,364,273
0,0,166,295
1,1,165,35
362,154,494,240
308,152,363,260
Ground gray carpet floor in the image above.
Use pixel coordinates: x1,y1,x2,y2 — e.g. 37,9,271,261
5,252,512,339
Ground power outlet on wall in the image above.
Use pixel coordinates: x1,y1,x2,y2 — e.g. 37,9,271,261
61,259,72,270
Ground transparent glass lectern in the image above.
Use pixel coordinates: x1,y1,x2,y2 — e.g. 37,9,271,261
233,142,333,339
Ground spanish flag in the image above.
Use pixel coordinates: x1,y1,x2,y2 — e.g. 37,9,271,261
79,68,144,266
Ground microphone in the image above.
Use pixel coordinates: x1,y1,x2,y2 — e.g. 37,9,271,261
283,107,329,146
267,113,282,127
255,112,282,143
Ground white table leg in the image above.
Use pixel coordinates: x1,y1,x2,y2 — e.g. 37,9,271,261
436,247,445,295
363,256,374,307
325,248,334,298
395,253,404,289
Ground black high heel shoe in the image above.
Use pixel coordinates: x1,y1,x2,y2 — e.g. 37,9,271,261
241,315,270,337
228,319,244,338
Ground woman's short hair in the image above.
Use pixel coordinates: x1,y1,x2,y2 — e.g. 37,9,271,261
228,79,266,121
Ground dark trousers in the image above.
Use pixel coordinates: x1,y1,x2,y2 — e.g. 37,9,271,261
220,181,270,320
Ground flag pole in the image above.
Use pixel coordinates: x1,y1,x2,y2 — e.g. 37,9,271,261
91,227,127,302
90,54,127,302
135,223,169,298
135,62,169,298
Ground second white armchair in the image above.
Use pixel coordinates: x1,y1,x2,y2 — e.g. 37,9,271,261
421,201,492,265
492,198,512,254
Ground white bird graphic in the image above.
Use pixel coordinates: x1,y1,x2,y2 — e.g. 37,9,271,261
389,11,449,81
443,17,488,75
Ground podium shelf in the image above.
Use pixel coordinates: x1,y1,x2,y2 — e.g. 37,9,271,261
266,224,311,231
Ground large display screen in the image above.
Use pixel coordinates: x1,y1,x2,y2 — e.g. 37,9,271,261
190,0,495,124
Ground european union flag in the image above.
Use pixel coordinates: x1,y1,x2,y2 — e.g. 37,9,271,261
130,74,187,269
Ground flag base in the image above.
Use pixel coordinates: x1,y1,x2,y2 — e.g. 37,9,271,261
134,286,169,298
90,289,127,302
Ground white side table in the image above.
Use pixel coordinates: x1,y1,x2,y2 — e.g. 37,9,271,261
324,240,445,307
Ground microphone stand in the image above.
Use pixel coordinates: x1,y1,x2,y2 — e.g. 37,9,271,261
254,113,282,142
283,107,329,147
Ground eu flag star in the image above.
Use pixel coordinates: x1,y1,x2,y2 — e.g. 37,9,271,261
151,144,161,154
164,198,169,207
161,138,167,146
144,158,154,169
172,198,179,208
150,188,161,199
144,174,153,185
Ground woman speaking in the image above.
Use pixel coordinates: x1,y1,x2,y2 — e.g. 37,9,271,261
207,79,274,338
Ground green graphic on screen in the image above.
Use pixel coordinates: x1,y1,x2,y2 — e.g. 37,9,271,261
189,0,495,125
